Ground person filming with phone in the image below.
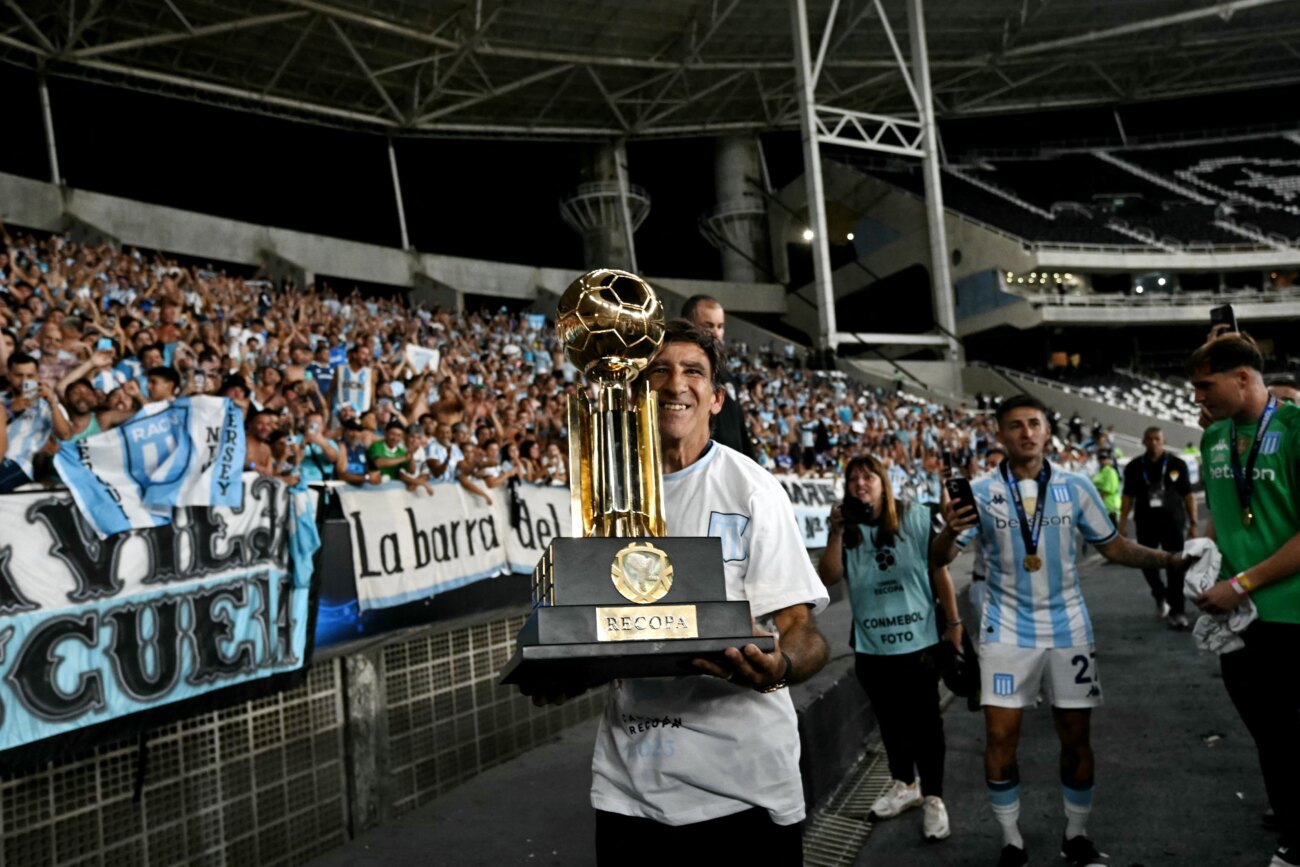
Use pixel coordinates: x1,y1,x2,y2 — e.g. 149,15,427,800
818,454,965,843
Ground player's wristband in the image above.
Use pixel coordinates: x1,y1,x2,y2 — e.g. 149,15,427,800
1228,577,1249,597
944,619,963,632
1234,572,1256,593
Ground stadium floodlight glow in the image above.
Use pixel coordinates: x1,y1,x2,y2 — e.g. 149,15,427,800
1158,277,1167,286
802,228,815,241
1135,285,1144,294
1064,273,1073,279
847,232,855,241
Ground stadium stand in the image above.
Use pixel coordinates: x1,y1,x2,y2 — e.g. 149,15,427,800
0,223,1059,503
1029,367,1202,428
852,134,1300,249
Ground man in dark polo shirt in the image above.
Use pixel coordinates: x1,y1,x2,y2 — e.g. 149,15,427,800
1118,426,1198,629
682,294,756,460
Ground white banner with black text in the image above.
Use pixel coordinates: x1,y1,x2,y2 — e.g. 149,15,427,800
337,481,571,611
778,477,843,548
339,477,842,611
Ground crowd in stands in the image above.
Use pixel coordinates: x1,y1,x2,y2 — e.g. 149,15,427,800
0,223,1138,504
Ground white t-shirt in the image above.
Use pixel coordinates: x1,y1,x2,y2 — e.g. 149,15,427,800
590,442,829,827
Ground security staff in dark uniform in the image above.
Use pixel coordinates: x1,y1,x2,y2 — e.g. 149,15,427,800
1118,426,1198,628
682,294,757,460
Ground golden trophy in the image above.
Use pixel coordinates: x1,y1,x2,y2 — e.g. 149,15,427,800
499,270,773,687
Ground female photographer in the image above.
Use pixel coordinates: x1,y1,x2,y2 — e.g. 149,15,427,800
818,454,963,843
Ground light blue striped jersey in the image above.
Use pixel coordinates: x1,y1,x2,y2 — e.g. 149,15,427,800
334,364,374,415
957,462,1117,649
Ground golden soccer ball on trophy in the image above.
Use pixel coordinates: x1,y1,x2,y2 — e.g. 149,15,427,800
555,269,665,384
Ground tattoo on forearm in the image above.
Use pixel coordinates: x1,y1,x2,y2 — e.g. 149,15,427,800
1114,540,1171,569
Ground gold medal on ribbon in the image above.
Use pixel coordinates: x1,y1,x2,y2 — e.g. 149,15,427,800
1023,555,1043,572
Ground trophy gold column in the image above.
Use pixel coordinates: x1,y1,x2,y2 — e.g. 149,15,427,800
555,269,665,539
500,269,773,687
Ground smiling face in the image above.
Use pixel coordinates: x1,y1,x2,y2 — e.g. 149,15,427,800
66,382,97,414
644,340,724,457
846,464,883,512
250,413,277,442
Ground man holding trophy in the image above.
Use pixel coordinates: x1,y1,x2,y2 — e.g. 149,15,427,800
590,318,829,860
508,271,828,863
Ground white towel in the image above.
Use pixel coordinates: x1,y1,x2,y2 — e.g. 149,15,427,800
1182,537,1257,654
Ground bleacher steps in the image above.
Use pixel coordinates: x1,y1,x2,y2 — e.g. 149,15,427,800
1104,219,1181,252
1092,150,1217,205
944,165,1056,220
1213,219,1294,251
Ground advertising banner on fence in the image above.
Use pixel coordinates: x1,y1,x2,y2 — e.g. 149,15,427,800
338,481,571,611
54,395,247,538
778,477,842,548
0,475,316,753
338,477,842,612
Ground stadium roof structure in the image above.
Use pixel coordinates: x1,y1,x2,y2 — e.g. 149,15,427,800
1,0,1297,139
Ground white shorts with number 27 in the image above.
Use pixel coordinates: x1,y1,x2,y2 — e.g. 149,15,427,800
979,643,1103,709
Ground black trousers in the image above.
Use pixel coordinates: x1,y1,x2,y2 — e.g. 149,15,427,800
1221,621,1300,845
595,807,802,866
855,647,945,797
1135,519,1186,614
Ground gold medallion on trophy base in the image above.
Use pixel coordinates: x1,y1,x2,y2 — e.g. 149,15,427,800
611,541,674,604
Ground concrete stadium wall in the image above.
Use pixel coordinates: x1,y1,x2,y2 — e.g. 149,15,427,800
778,163,1038,341
0,171,787,315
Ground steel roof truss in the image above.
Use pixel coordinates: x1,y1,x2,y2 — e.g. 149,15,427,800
261,13,317,96
413,62,572,125
74,56,397,126
2,0,55,53
411,7,499,116
66,0,105,50
814,105,924,158
277,0,458,51
326,17,402,119
71,11,308,60
810,0,841,89
586,65,629,130
0,30,44,56
639,69,748,130
872,0,921,115
162,0,195,33
994,0,1294,61
956,61,1067,111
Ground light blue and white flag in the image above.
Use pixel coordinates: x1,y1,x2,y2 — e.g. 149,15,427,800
55,395,247,537
2,396,53,479
403,343,441,375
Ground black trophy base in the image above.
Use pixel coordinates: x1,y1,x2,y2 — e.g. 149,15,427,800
499,634,776,687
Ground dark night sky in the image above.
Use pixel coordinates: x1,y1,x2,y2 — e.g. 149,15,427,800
3,61,1300,286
